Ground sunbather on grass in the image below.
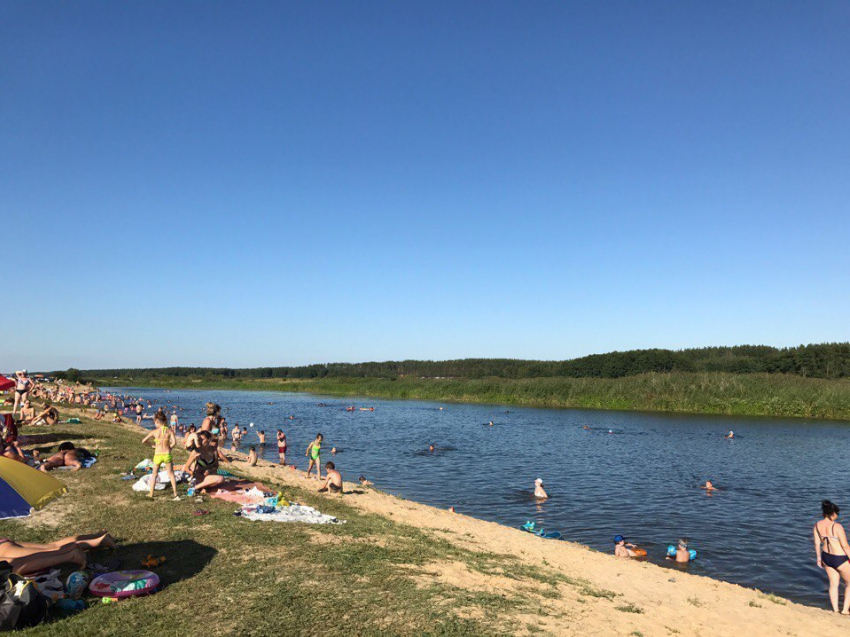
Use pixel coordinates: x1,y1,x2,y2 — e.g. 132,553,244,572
0,531,117,576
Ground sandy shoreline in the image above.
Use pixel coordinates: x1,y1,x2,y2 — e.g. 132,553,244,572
107,416,836,637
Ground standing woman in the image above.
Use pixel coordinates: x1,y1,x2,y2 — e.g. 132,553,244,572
200,403,222,435
814,500,850,613
12,371,32,416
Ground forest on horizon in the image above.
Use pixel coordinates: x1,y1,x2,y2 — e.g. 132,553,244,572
58,343,850,383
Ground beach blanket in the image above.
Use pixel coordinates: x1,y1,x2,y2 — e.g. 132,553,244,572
240,504,344,525
132,470,190,492
207,482,271,504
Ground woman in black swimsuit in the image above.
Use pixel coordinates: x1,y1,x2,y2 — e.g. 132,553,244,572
185,431,227,492
814,500,850,613
12,371,31,417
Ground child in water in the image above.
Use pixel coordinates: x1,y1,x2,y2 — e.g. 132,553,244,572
614,535,642,558
318,461,343,494
141,411,179,501
534,478,548,499
277,430,287,465
306,433,323,479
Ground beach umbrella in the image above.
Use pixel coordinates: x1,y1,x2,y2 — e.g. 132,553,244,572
0,376,13,392
0,458,67,520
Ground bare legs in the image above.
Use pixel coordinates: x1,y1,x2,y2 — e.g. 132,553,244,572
824,563,850,613
0,530,117,576
148,462,179,498
194,474,225,492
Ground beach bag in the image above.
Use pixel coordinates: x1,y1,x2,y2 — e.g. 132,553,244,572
0,561,51,630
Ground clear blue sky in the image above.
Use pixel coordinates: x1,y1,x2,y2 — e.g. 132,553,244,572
4,1,849,371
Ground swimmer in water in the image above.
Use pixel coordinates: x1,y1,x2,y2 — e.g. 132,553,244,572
725,430,734,439
331,447,337,455
429,444,435,452
674,539,691,563
701,480,718,492
613,535,641,558
583,425,590,431
534,478,548,500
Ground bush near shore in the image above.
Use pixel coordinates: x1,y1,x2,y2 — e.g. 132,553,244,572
92,372,850,420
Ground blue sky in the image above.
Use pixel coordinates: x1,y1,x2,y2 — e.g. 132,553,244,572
4,1,849,370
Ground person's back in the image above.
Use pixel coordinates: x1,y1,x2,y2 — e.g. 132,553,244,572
675,540,691,563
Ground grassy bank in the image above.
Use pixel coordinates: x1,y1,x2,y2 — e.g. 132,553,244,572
6,407,608,636
95,372,850,420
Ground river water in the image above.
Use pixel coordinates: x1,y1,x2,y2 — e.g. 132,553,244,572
111,386,847,608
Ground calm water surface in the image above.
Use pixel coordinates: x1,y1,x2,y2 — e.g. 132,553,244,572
112,386,848,608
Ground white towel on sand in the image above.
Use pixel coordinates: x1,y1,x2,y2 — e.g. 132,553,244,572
132,470,189,491
241,504,344,525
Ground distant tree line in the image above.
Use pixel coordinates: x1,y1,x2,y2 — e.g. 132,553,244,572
59,343,850,383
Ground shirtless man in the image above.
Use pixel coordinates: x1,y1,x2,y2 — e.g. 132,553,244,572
318,461,343,494
135,403,143,425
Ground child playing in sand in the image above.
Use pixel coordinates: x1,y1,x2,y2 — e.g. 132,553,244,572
319,461,343,494
305,433,323,479
141,411,179,501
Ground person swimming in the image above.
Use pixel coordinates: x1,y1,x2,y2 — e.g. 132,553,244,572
428,444,435,452
701,480,718,491
613,535,643,558
674,539,691,563
534,478,548,500
814,500,850,613
725,430,734,439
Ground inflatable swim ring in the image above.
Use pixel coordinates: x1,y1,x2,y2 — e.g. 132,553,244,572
631,548,648,557
666,545,697,560
89,570,160,599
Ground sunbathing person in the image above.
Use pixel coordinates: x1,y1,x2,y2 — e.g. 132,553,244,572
19,401,34,422
39,442,87,472
185,431,228,492
0,531,117,576
318,461,343,494
29,405,59,426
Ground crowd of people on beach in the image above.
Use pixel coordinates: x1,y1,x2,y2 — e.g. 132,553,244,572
5,369,850,615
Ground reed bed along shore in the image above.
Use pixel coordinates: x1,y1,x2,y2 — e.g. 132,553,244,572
96,372,850,420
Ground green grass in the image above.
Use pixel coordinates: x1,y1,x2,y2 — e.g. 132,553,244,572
4,406,622,636
95,371,850,420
